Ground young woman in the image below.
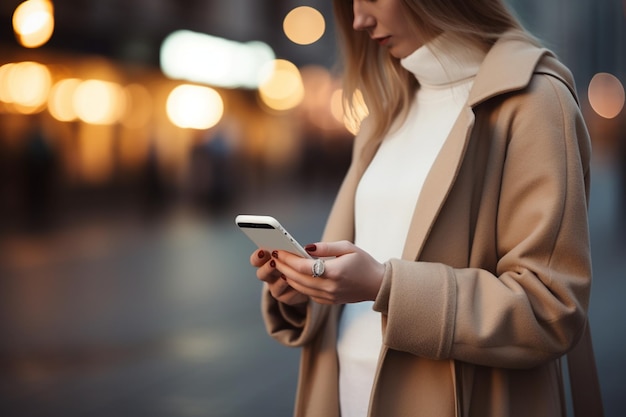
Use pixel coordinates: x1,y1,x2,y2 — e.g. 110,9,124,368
250,0,603,416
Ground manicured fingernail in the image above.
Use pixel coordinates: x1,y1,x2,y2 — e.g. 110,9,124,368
305,244,317,252
280,274,286,280
258,250,265,258
270,260,276,268
272,250,278,259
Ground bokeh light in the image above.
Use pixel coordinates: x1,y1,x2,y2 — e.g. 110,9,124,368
331,88,369,134
330,89,344,124
0,63,16,104
166,84,224,130
300,65,343,131
283,6,326,46
73,79,125,125
48,78,81,122
0,61,51,113
121,83,153,129
258,59,305,111
12,0,55,48
588,72,625,119
161,30,275,89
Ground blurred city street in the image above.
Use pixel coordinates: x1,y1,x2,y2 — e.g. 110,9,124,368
0,155,624,417
0,183,338,417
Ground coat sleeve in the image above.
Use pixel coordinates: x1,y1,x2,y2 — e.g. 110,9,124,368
373,74,593,369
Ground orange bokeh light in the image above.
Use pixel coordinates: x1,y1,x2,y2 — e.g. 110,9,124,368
588,72,625,119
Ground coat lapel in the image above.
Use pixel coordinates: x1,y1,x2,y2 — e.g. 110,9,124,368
399,35,550,262
401,107,475,261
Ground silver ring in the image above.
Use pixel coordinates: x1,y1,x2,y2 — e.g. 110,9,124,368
311,258,325,278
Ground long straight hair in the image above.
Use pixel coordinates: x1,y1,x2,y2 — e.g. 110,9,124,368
332,0,538,142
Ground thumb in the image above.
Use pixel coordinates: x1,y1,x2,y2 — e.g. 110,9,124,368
305,240,355,258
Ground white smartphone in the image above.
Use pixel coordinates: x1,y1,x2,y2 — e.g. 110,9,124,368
235,214,313,259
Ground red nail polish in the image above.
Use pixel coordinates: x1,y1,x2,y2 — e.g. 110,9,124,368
270,260,276,268
272,250,278,259
305,244,317,252
280,274,286,280
258,250,265,258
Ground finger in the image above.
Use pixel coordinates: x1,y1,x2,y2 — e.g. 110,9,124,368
274,256,335,300
273,250,323,284
273,252,340,303
263,273,310,305
285,276,333,302
304,240,355,258
267,276,292,298
256,257,282,284
310,295,334,305
250,249,269,267
274,286,309,306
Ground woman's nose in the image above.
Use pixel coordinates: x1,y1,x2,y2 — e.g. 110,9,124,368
353,4,375,31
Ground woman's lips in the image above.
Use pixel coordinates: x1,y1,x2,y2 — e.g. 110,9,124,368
375,36,391,46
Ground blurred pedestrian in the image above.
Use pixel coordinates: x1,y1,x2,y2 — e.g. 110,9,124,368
21,118,58,231
248,0,603,416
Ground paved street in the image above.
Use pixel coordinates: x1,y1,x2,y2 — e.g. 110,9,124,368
0,159,624,417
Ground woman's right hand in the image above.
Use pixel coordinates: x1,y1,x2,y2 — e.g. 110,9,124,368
250,249,310,306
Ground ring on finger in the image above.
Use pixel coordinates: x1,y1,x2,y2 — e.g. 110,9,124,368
311,258,325,278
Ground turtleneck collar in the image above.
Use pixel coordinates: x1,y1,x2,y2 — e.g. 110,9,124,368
400,33,487,88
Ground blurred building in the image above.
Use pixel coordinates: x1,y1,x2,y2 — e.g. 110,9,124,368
511,0,625,81
0,0,338,69
0,0,352,231
0,0,624,231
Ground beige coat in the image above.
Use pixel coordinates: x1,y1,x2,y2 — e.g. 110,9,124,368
262,34,603,417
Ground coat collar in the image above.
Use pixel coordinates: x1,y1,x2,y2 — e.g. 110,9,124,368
355,34,554,174
399,34,556,261
468,33,551,107
347,34,553,261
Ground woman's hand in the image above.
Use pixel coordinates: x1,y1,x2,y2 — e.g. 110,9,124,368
250,249,309,306
271,241,385,305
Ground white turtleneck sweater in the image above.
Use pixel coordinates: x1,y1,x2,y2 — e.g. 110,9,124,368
337,35,486,417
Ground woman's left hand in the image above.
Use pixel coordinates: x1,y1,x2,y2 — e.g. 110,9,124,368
270,240,385,305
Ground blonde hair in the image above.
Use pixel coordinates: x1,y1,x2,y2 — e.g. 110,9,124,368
332,0,539,142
